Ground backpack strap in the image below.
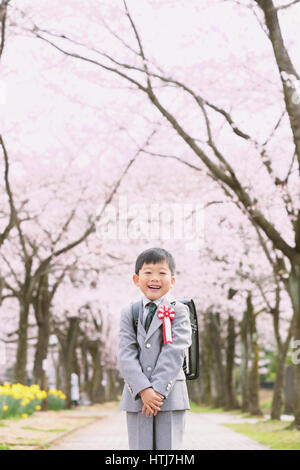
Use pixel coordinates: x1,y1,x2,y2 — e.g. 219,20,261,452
132,301,140,334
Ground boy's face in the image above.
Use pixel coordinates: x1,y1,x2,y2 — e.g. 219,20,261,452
132,259,175,301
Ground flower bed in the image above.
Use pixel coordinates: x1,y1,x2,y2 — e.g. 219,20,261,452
47,389,66,411
0,383,66,419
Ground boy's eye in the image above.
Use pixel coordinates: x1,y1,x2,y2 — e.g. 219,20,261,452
144,272,167,274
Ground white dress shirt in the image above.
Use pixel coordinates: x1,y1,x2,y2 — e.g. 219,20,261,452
141,290,173,327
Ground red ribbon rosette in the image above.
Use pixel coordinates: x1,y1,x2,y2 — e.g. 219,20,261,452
157,304,175,344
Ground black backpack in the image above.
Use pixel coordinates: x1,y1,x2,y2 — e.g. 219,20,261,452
131,298,199,380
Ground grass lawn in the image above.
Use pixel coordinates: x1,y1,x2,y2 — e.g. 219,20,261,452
190,389,300,450
0,404,106,450
223,420,300,450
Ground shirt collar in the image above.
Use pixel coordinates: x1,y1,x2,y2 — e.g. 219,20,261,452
141,290,172,309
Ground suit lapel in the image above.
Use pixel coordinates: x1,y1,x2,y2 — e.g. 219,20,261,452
144,292,176,342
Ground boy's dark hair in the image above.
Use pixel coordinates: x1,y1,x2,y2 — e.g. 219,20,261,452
135,247,176,276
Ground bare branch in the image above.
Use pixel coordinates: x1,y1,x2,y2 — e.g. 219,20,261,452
123,0,152,90
276,0,300,10
0,0,10,58
0,134,17,246
32,129,157,279
0,252,22,289
254,0,300,172
140,149,204,172
27,11,296,259
33,31,148,92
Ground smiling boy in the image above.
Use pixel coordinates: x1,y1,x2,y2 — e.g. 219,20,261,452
117,247,192,450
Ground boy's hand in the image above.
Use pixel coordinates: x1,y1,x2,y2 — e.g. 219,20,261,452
140,388,164,418
142,403,157,417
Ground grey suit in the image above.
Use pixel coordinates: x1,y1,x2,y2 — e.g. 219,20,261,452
117,290,192,449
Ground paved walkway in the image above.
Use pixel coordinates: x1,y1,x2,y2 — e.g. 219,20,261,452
48,407,270,450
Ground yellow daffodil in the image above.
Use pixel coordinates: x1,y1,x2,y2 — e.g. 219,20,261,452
0,383,65,418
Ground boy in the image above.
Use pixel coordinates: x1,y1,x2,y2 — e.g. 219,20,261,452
117,247,192,450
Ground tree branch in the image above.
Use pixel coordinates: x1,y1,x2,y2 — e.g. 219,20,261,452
28,6,296,260
254,0,300,173
276,0,300,10
0,0,10,59
0,135,17,246
32,129,157,279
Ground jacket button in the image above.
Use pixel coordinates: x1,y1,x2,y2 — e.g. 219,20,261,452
147,367,152,372
146,343,151,348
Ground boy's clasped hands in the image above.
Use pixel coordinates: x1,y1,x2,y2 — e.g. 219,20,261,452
140,387,164,418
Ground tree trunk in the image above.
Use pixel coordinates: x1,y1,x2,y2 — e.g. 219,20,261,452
225,315,240,410
288,262,300,429
200,325,212,406
247,293,263,416
271,351,285,419
80,340,90,392
208,312,227,407
87,340,105,403
55,349,63,391
50,346,61,391
33,324,50,387
271,301,294,420
240,301,250,412
32,274,51,387
106,368,119,401
13,257,36,384
56,317,80,408
248,335,263,415
14,300,30,384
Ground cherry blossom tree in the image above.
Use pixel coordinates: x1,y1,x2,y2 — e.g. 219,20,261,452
1,0,300,425
23,0,300,427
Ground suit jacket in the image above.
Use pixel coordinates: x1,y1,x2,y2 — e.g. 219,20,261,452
117,291,192,412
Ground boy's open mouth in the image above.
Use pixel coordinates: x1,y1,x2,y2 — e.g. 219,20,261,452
148,285,161,290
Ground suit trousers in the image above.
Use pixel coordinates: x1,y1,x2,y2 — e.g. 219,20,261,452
126,410,186,450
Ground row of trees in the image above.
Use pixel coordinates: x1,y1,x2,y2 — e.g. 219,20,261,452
1,0,300,428
189,294,293,418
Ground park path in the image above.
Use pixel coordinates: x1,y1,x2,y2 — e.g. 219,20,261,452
47,405,270,450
